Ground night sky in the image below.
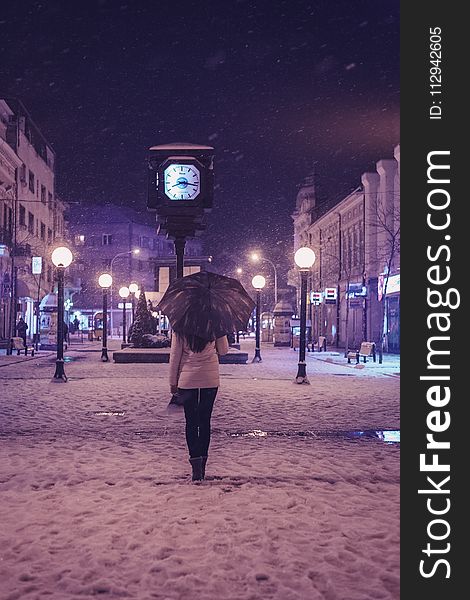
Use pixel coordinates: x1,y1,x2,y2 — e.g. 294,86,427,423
0,0,399,282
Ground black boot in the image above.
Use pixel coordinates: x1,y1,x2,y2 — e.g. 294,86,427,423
201,456,208,479
189,457,203,481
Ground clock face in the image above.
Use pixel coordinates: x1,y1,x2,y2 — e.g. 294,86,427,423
164,163,201,200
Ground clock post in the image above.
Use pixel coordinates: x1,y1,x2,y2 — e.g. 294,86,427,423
147,143,214,280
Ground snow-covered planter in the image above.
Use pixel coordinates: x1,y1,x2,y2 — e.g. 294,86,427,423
140,334,171,348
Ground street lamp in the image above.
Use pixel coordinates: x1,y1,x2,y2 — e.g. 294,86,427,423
251,252,278,305
294,247,316,384
128,282,139,324
251,275,266,363
119,286,130,343
51,246,73,382
98,273,112,362
109,249,140,336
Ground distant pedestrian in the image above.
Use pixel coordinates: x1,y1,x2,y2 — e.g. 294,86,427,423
72,316,80,333
63,321,69,349
16,317,28,347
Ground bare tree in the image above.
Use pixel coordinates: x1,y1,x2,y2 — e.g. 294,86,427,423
372,198,400,363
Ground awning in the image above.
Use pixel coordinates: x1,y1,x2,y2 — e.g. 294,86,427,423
39,292,58,311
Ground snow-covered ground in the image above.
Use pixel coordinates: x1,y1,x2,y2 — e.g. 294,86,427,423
0,339,400,600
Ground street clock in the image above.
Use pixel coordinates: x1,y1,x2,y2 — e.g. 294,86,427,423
164,162,201,201
147,143,214,212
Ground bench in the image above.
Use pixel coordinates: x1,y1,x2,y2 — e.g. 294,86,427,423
312,336,327,352
347,341,376,364
10,337,35,357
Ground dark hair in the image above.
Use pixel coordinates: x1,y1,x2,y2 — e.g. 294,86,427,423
175,331,214,353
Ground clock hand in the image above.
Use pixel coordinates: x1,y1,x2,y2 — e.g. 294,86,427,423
171,182,198,188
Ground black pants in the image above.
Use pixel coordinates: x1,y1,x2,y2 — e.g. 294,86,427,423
179,387,218,458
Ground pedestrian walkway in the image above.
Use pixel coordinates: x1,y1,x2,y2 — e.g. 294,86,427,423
0,335,400,600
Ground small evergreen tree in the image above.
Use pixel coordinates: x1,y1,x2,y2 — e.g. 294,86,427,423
129,287,154,347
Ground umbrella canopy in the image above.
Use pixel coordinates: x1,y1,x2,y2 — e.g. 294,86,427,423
157,271,255,340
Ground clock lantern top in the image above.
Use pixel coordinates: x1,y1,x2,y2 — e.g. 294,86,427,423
147,143,215,213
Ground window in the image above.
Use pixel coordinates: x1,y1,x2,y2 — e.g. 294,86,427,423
40,222,46,240
352,227,358,266
28,170,35,193
19,164,27,184
139,235,149,248
28,212,34,234
75,234,85,245
19,205,26,227
138,260,143,271
41,185,46,204
48,228,52,243
102,234,113,246
48,192,53,209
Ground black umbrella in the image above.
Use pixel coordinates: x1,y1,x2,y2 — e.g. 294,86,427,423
157,271,255,340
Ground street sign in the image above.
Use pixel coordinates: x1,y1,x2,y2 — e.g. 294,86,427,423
324,287,337,303
348,282,367,298
32,256,42,274
310,291,322,305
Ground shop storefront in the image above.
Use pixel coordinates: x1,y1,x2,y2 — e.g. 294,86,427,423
379,273,400,354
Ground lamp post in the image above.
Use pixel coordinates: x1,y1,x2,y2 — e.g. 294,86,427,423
251,275,266,363
128,282,139,325
98,273,112,362
119,286,129,343
294,247,316,384
251,252,278,306
109,249,140,337
235,268,243,342
51,246,73,382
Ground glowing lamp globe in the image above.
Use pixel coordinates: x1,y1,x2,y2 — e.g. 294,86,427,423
98,273,113,288
51,246,73,268
119,286,130,299
129,283,139,294
252,275,266,290
294,247,316,269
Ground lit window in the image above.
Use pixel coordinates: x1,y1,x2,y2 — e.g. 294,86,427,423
74,234,85,245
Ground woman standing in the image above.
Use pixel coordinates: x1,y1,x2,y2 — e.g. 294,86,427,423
169,330,229,482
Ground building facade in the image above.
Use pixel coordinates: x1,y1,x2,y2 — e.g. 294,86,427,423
291,144,400,353
66,203,209,335
0,98,67,343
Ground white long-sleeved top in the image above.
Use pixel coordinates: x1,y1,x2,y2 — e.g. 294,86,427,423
169,334,229,389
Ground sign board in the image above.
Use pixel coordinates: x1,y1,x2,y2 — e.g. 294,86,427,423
290,319,311,327
32,256,42,275
324,287,337,304
324,287,337,299
385,273,400,295
349,297,364,308
309,291,322,305
348,282,367,298
117,302,133,309
378,273,400,301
